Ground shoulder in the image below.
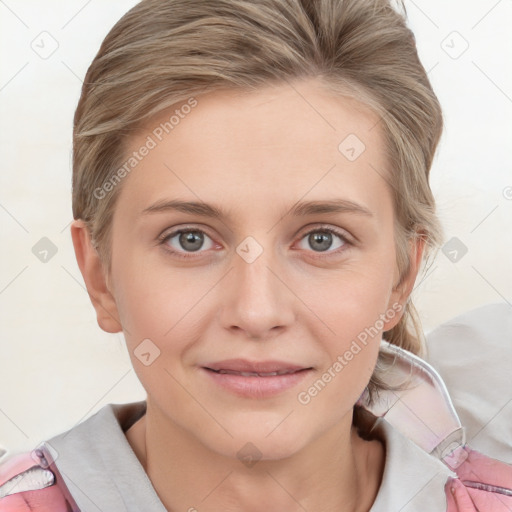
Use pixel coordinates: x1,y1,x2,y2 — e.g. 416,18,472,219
0,401,147,512
364,418,454,512
37,401,161,511
0,449,72,511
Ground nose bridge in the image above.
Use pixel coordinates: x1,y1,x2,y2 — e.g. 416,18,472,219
221,234,294,337
234,234,283,308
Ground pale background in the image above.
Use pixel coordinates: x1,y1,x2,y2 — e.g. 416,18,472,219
0,0,511,455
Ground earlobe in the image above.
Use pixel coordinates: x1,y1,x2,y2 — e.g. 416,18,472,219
70,220,122,334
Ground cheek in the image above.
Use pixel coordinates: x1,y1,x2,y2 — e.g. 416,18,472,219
303,254,397,333
111,259,219,392
294,266,393,418
111,247,201,336
297,251,397,381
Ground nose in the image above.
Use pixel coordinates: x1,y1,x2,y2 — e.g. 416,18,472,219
218,240,295,341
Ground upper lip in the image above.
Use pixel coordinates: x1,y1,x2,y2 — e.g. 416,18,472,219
203,359,311,375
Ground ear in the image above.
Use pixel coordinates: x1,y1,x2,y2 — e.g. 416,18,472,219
70,220,122,333
383,234,426,331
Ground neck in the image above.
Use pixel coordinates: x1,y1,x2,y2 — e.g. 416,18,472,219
126,401,384,512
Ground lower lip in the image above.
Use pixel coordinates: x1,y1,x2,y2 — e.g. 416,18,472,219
202,368,313,399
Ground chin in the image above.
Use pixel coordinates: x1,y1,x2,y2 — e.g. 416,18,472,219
198,415,317,463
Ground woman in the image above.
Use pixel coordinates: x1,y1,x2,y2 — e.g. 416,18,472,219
1,1,511,510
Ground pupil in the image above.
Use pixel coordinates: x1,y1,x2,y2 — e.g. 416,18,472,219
180,231,203,252
310,232,332,252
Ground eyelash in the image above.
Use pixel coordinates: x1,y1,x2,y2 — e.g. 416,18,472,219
157,224,353,260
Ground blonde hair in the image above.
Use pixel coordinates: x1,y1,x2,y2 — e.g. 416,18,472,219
72,0,444,398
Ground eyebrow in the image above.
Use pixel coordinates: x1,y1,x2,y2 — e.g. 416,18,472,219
141,198,374,220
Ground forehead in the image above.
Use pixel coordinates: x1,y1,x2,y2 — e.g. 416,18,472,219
113,79,391,225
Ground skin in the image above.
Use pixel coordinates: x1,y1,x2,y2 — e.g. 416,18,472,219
71,78,424,512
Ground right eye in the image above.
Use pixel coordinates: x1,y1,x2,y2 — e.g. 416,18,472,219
158,227,217,258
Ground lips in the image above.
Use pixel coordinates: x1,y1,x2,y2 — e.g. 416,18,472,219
201,359,313,398
203,359,309,375
210,369,300,377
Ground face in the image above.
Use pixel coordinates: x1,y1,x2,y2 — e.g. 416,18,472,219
76,78,418,460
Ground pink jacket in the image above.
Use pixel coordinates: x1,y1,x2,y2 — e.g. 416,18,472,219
0,444,79,511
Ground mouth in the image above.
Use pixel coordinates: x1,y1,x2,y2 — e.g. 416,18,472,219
205,368,308,377
201,359,313,398
203,359,311,373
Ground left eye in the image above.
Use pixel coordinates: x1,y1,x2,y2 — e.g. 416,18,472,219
296,227,348,253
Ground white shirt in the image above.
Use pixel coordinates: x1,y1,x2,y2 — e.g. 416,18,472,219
44,399,454,512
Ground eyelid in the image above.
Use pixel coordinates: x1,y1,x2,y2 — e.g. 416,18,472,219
296,223,355,244
157,224,214,241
